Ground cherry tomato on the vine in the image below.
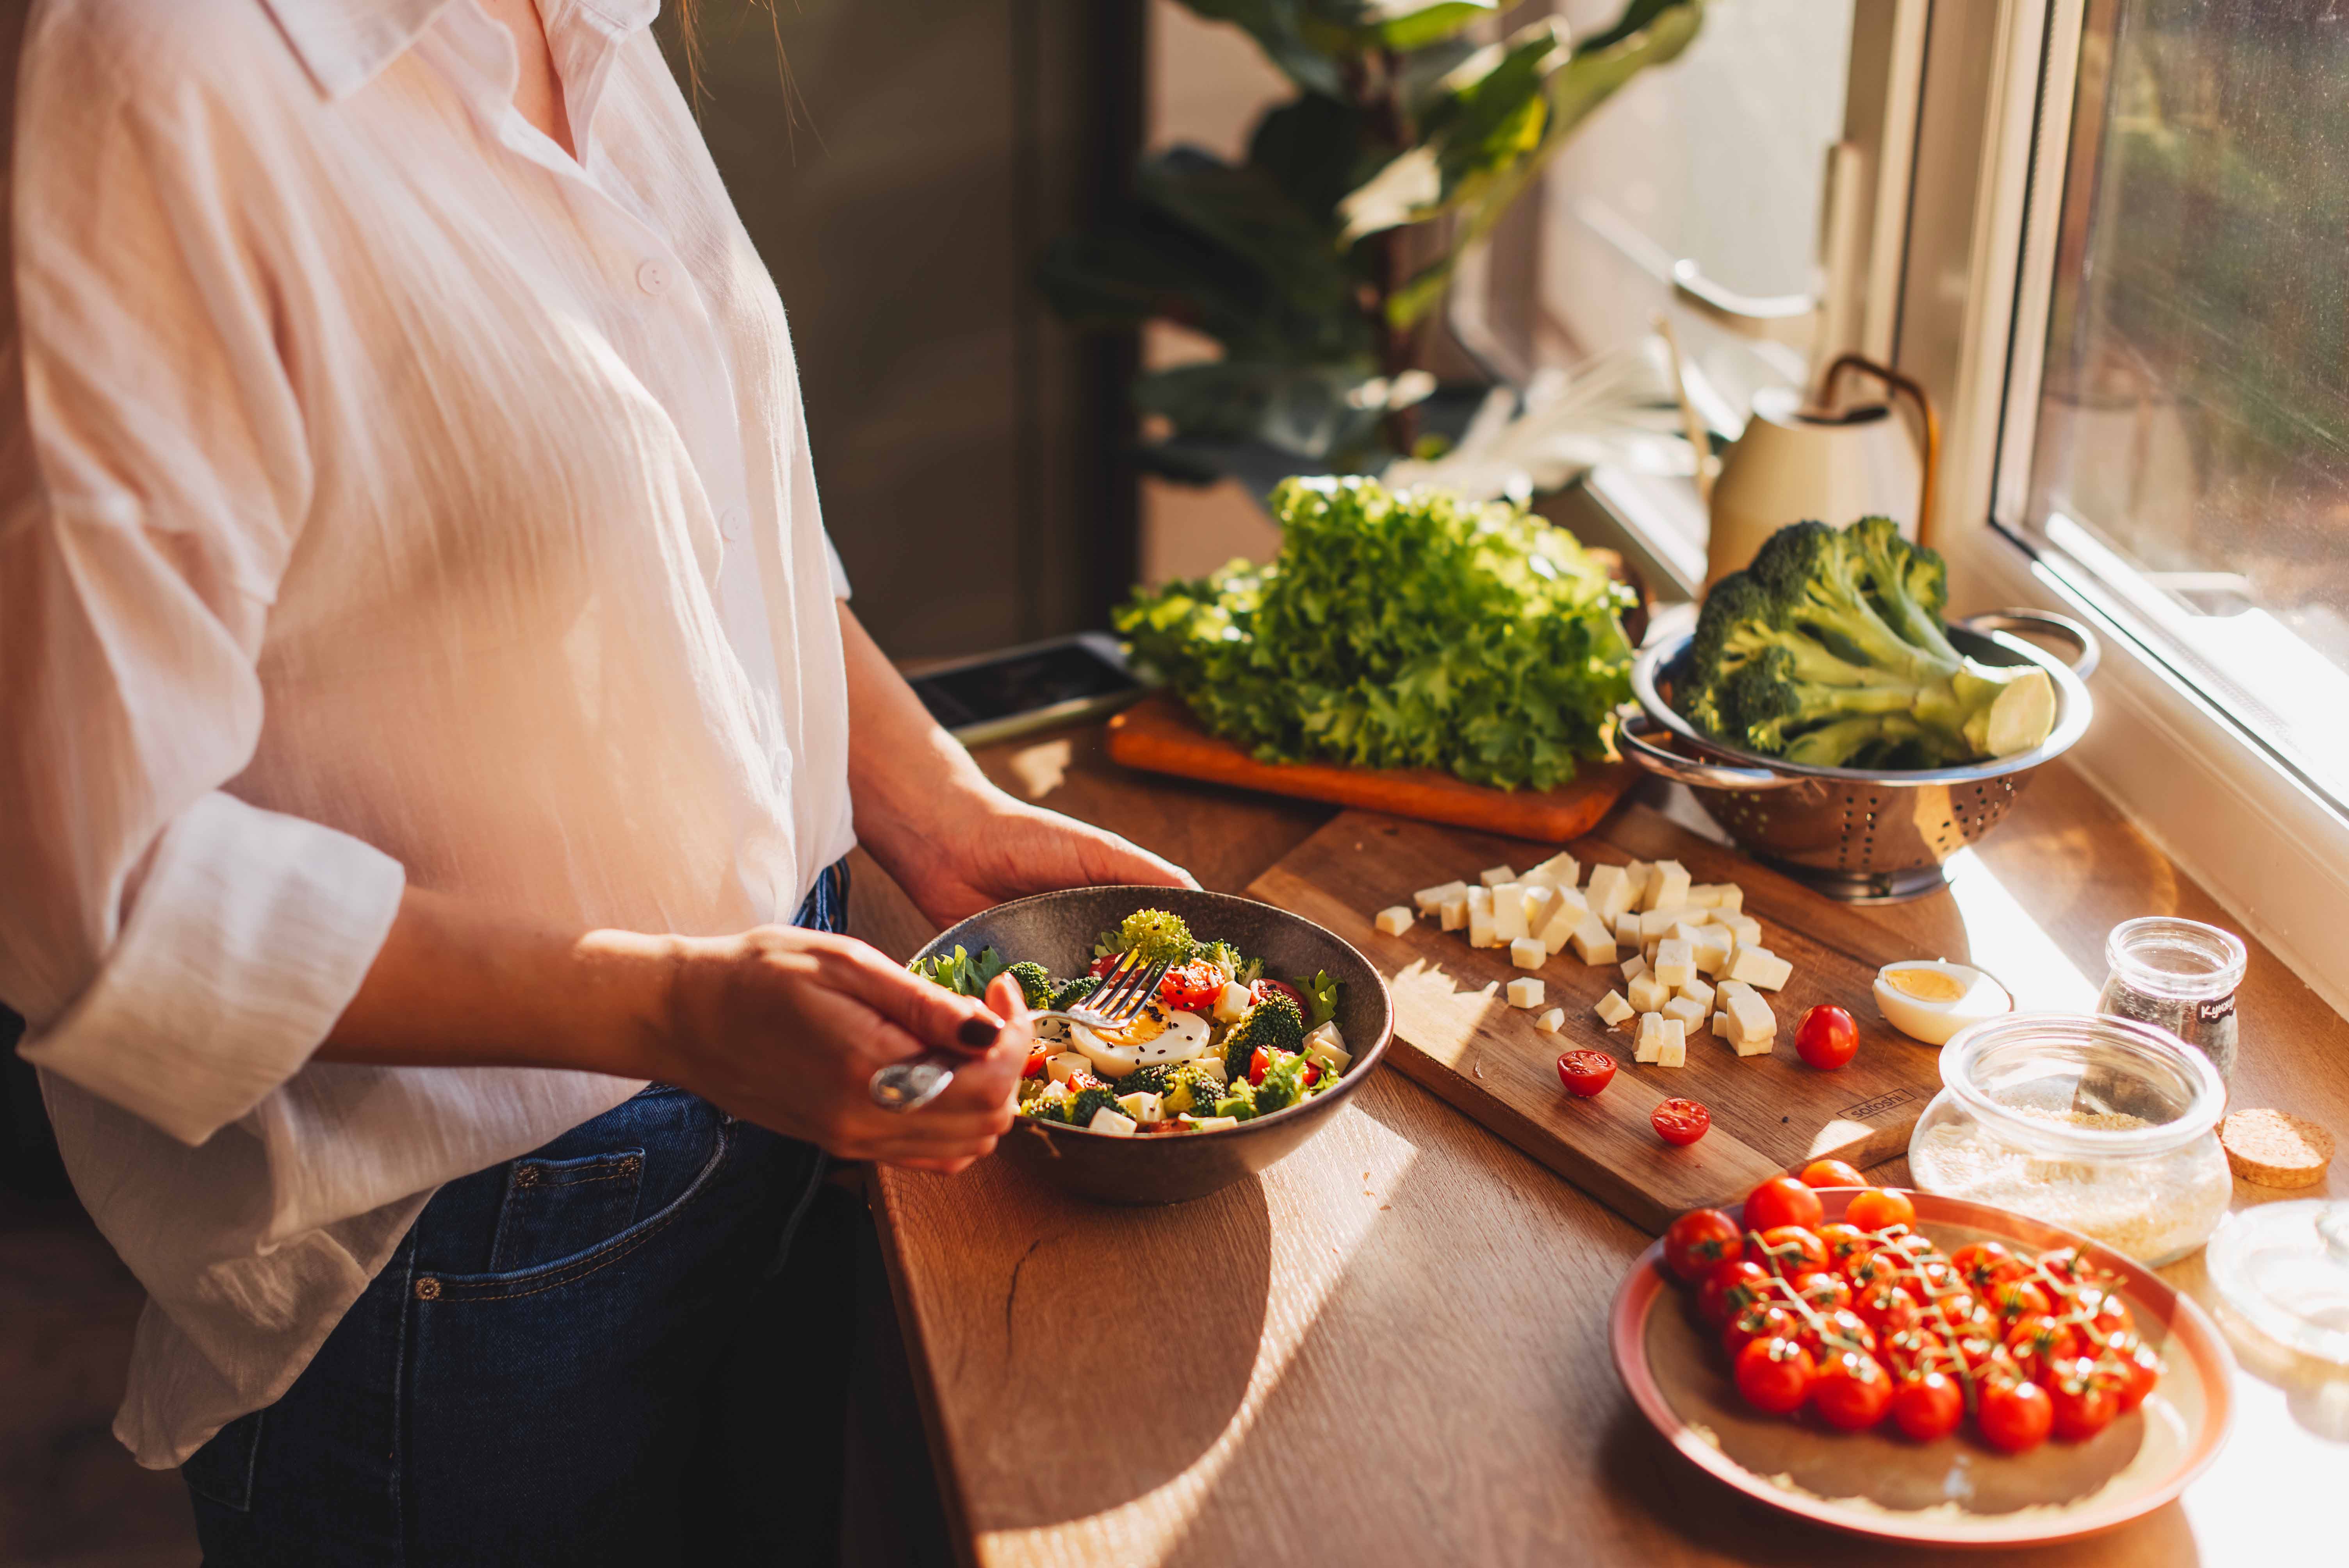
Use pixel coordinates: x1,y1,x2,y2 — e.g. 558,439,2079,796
1734,1337,1816,1416
2007,1315,2085,1384
1755,1225,1830,1275
1816,1222,1872,1269
1950,1240,2027,1292
1664,1209,1744,1283
1800,1158,1868,1189
1697,1258,1774,1327
1978,1377,2055,1453
1556,1049,1616,1098
1743,1176,1825,1235
1845,1187,1917,1234
1987,1278,2053,1325
2107,1334,2163,1413
2047,1358,2122,1441
1797,1308,1880,1364
1652,1098,1711,1146
1722,1301,1802,1360
1855,1280,1923,1336
1892,1369,1965,1441
1812,1349,1895,1430
1790,1269,1855,1314
1795,1004,1859,1070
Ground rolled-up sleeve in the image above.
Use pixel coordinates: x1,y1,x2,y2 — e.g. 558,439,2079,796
0,50,403,1145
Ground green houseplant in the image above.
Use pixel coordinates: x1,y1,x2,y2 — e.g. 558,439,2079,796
1041,0,1704,490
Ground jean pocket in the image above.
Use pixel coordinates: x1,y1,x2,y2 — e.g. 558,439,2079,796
486,1146,647,1273
181,1408,263,1513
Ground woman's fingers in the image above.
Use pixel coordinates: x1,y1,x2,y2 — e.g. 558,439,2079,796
806,932,1006,1054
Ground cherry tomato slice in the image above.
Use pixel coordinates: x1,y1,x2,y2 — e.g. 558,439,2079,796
1556,1049,1617,1098
1812,1349,1895,1430
1663,1208,1744,1283
1651,1097,1711,1146
1160,960,1224,1012
1251,977,1305,1014
1800,1158,1868,1189
1299,1062,1321,1089
1247,1047,1270,1087
1892,1369,1965,1441
1795,1004,1859,1070
1978,1377,2055,1453
1845,1187,1918,1234
1743,1176,1825,1234
1022,1048,1048,1080
1733,1336,1816,1416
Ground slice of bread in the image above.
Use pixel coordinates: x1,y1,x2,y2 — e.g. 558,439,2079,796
2219,1108,2335,1189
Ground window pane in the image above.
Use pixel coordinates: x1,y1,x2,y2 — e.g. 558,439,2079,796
2023,0,2349,804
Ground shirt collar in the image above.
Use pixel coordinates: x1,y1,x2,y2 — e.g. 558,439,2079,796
259,0,660,101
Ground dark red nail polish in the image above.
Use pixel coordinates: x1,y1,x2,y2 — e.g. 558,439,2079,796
957,1017,999,1049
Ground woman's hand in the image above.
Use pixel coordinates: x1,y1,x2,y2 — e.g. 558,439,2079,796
656,927,1032,1172
885,795,1196,929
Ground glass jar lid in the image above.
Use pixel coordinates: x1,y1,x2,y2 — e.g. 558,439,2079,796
2207,1201,2349,1365
2105,916,2247,1002
1939,1010,2228,1157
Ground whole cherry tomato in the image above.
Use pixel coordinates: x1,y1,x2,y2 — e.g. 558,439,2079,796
1891,1369,1965,1442
2106,1334,2163,1413
1880,1324,1952,1380
1160,961,1225,1012
1743,1176,1825,1235
1722,1301,1801,1360
1855,1280,1922,1336
1251,977,1305,1014
1812,1349,1896,1430
1697,1260,1773,1327
1987,1279,2053,1325
1800,1158,1868,1189
2006,1315,2085,1383
1978,1377,2055,1453
2046,1358,2122,1441
1949,1240,2027,1292
1664,1209,1745,1283
1755,1225,1830,1275
1652,1098,1711,1146
1733,1336,1816,1416
1816,1222,1873,1269
1790,1269,1855,1314
1556,1049,1617,1098
2075,1284,2135,1338
1841,1245,1895,1290
1797,1307,1879,1363
1795,1004,1859,1070
1845,1187,1917,1234
2036,1246,2107,1289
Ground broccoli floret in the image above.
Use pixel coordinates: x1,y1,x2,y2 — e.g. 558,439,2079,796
1212,1080,1260,1121
1199,940,1262,988
1005,962,1057,1010
1022,1086,1075,1124
1051,975,1103,1010
1159,1062,1223,1116
1114,1062,1178,1098
1067,1084,1123,1127
1016,1073,1053,1107
1674,520,2057,766
1223,993,1306,1081
1091,909,1199,968
1251,1049,1313,1113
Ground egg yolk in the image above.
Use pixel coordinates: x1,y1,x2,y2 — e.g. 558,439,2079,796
1100,1003,1170,1045
1884,966,1968,1003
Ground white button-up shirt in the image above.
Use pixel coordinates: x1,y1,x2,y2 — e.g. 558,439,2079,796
0,0,858,1466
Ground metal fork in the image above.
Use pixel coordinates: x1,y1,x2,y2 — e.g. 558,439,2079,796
868,953,1174,1113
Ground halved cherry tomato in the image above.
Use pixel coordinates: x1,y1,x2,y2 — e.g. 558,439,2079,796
1743,1176,1825,1234
2046,1358,2121,1441
1733,1336,1816,1416
1722,1301,1801,1359
1652,1098,1710,1146
1251,977,1304,1013
1247,1047,1270,1087
1556,1049,1616,1098
1755,1225,1830,1275
1978,1377,2054,1453
1845,1187,1917,1233
1697,1259,1772,1327
1795,1004,1859,1070
1300,1062,1321,1088
2006,1315,2084,1384
1891,1369,1965,1441
1088,952,1123,978
1664,1209,1745,1283
1022,1048,1048,1079
1800,1158,1868,1189
1161,960,1224,1012
1812,1349,1895,1430
1949,1240,2028,1292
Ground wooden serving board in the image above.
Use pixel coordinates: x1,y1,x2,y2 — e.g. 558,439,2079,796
1107,692,1635,844
1248,807,1945,1234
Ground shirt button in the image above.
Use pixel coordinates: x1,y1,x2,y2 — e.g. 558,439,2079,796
719,506,747,542
636,260,672,296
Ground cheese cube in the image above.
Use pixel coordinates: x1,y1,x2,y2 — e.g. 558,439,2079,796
1479,864,1518,889
1439,895,1470,932
1624,861,1654,901
1468,886,1498,948
1047,1051,1090,1086
1509,937,1547,972
1535,1007,1566,1034
1377,905,1416,937
1641,859,1692,913
1584,864,1636,922
1568,912,1618,965
1506,975,1545,1008
1214,981,1254,1023
1613,911,1642,945
1620,953,1650,983
1677,975,1716,1013
1194,1053,1231,1085
1634,1011,1667,1063
1304,1021,1346,1060
1725,987,1777,1056
1639,905,1686,942
1711,1010,1729,1038
1655,1023,1687,1068
1526,850,1581,891
1653,937,1695,989
1684,883,1727,909
1305,1033,1352,1074
1713,885,1746,915
1718,911,1762,946
1533,888,1588,955
1520,883,1555,929
1491,882,1529,943
1414,879,1469,913
1595,989,1635,1026
1691,928,1735,977
1087,1107,1138,1137
1726,944,1793,991
1668,918,1713,945
1118,1090,1166,1125
1187,1115,1239,1131
1627,971,1670,1014
1661,994,1708,1032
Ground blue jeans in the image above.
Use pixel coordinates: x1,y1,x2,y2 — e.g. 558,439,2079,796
183,864,849,1567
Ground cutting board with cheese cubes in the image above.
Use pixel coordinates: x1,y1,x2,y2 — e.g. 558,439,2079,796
1248,806,1949,1234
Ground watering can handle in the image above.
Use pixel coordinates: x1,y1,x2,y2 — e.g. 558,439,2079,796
1822,354,1941,551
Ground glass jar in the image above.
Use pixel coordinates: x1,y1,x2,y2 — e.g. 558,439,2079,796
1907,1012,2232,1266
2096,916,2246,1084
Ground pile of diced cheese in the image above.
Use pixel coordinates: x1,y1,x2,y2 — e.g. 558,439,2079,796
1371,855,1792,1065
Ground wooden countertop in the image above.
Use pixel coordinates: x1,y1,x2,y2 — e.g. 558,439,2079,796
847,725,2348,1568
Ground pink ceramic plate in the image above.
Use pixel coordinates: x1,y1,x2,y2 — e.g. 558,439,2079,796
1609,1188,2235,1546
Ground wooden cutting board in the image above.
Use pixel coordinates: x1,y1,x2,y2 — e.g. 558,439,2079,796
1248,807,1948,1234
1107,693,1636,844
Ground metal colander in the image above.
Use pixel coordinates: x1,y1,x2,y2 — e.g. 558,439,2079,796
1617,610,2099,902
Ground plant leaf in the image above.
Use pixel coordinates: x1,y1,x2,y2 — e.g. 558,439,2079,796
1248,94,1374,222
1139,149,1361,328
1179,1,1349,97
1337,21,1565,243
1337,0,1498,50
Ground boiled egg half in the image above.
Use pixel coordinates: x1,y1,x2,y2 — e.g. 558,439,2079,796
1872,960,2012,1046
1068,1001,1213,1079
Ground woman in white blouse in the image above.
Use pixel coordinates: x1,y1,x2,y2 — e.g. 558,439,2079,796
0,0,1190,1559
